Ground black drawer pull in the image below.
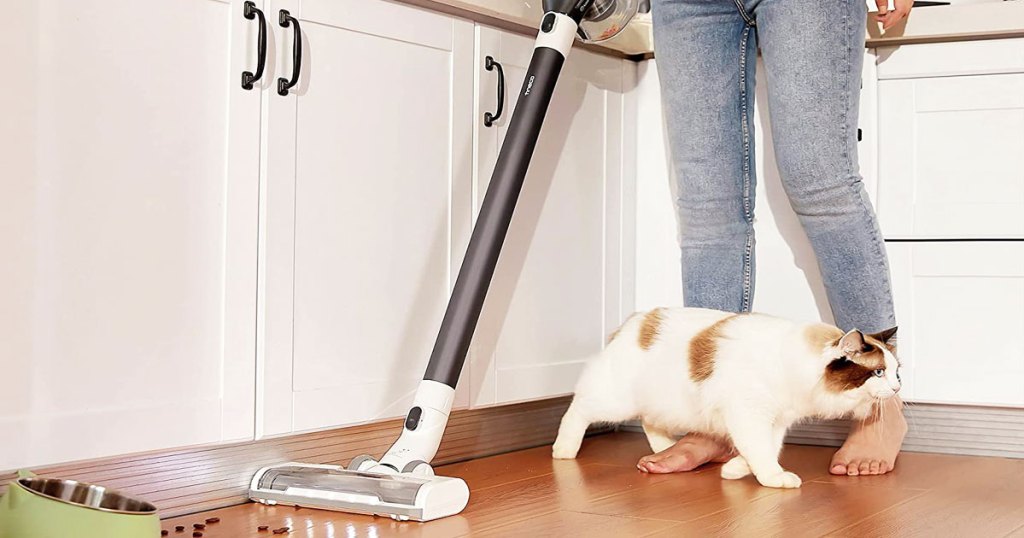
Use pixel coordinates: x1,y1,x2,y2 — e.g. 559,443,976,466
241,1,267,90
278,10,302,96
483,56,505,127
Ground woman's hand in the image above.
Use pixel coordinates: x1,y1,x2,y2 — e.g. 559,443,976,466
874,0,913,30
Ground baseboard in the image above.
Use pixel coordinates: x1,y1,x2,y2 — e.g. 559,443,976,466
0,397,585,518
620,403,1024,459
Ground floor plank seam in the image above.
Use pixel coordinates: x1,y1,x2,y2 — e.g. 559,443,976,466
462,460,652,493
455,508,563,535
1002,520,1024,538
822,488,934,536
806,478,930,492
466,470,557,492
562,508,695,525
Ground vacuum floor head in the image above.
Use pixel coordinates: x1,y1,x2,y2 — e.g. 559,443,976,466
249,463,469,522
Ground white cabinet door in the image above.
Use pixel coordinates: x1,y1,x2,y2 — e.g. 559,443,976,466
0,0,261,469
877,74,1024,239
469,27,629,407
888,242,1024,406
259,0,475,435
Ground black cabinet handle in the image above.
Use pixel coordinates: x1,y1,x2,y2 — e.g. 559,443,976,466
277,10,302,96
483,56,505,127
241,2,268,90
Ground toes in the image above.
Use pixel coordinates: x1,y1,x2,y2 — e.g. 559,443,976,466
859,462,871,475
847,461,860,476
869,461,881,475
830,463,848,475
638,459,672,474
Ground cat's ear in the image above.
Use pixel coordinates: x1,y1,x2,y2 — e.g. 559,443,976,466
870,326,898,345
838,329,866,357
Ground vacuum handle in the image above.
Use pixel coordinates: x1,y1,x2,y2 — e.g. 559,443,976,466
483,56,505,127
277,10,302,96
423,13,577,388
241,1,267,90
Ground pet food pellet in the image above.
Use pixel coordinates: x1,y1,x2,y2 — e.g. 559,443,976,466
274,528,290,534
176,526,186,532
193,533,203,538
205,517,220,524
193,523,206,530
161,531,169,536
257,525,269,531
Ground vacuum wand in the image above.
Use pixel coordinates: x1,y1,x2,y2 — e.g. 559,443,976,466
375,9,585,474
425,15,577,388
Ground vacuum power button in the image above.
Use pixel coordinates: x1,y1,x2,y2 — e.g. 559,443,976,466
405,406,422,430
541,13,557,33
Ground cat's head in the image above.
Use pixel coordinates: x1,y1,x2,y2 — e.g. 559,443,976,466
824,327,900,403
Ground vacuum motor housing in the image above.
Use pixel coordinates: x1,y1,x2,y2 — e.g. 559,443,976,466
543,0,640,43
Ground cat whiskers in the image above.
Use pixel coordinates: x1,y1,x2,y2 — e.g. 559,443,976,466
901,398,919,435
873,399,885,442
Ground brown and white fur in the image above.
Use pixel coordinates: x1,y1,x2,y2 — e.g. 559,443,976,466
551,307,900,489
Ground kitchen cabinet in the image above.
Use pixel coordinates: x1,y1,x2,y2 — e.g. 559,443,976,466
0,0,261,469
257,0,476,435
887,242,1024,406
871,38,1024,406
876,73,1024,239
1,0,635,465
468,27,633,407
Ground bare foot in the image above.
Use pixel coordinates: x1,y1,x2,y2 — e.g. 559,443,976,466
637,433,735,473
830,396,908,476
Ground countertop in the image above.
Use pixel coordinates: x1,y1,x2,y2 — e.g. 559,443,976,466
402,0,1024,57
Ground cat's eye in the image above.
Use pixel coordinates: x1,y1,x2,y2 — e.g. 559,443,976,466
872,369,885,378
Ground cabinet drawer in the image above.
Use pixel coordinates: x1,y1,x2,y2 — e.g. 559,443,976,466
888,242,1024,406
877,74,1024,239
876,38,1024,80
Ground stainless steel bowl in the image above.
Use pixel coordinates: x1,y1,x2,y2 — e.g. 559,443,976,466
17,478,157,515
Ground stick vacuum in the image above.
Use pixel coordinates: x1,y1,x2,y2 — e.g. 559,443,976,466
249,0,641,522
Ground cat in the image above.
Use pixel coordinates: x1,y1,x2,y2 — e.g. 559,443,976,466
551,307,900,489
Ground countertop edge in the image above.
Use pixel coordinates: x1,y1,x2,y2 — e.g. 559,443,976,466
866,29,1024,48
395,0,1024,59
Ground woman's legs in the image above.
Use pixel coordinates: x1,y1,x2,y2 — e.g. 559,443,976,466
645,0,905,475
755,0,905,475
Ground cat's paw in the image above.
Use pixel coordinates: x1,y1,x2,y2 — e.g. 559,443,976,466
551,445,579,460
720,456,752,480
756,470,802,489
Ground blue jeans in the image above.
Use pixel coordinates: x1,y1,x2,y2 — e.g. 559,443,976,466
652,0,896,333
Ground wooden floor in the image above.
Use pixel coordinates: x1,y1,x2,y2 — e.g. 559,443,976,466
163,432,1024,537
